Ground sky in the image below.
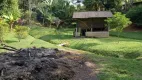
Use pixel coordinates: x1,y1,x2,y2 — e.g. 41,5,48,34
70,0,84,6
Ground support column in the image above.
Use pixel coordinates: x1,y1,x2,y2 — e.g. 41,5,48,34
91,28,93,32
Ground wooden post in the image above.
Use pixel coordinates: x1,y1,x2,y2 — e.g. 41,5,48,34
76,27,78,33
75,21,78,37
91,28,93,32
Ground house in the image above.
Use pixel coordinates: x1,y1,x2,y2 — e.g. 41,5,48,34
73,11,113,37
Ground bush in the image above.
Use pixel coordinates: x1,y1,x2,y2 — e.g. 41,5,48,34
0,19,9,43
126,5,142,26
105,12,131,37
14,26,29,42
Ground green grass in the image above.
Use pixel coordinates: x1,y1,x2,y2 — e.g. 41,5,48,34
29,26,142,80
1,26,142,80
30,26,142,58
0,32,57,52
86,53,142,80
110,31,142,40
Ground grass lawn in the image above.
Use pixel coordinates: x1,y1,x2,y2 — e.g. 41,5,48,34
0,32,57,52
29,26,142,80
1,26,142,80
110,31,142,40
30,26,142,58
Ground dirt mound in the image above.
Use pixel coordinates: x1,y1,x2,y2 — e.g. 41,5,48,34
0,48,74,80
124,24,142,32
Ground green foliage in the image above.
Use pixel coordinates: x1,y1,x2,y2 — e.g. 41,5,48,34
0,19,9,43
37,0,76,26
14,26,29,42
105,12,131,37
126,5,142,26
46,13,56,27
2,14,19,31
83,0,123,11
83,0,103,11
0,0,20,18
0,0,20,31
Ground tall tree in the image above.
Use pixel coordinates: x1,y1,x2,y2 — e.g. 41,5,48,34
83,0,124,11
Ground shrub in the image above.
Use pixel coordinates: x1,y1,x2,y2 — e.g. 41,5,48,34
105,12,131,37
14,26,29,42
126,5,142,26
0,19,9,43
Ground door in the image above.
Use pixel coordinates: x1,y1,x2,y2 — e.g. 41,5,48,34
81,29,86,36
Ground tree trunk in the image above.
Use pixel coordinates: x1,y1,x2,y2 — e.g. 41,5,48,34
10,22,14,32
43,19,45,26
28,0,32,24
49,23,52,28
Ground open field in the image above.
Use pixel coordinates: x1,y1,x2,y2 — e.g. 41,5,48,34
0,26,142,80
30,26,142,58
29,26,142,80
0,32,57,52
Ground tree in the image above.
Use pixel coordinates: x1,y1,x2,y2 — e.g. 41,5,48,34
52,0,76,25
3,14,19,31
83,0,123,11
46,13,55,28
105,12,131,38
126,5,142,26
36,0,76,27
83,0,103,11
0,0,20,31
0,0,20,18
14,26,29,42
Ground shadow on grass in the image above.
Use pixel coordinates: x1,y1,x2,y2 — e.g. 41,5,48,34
5,40,18,43
97,37,142,43
39,34,73,41
70,43,100,50
110,32,142,40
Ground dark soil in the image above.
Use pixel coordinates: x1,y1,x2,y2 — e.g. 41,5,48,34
0,48,97,80
124,24,142,32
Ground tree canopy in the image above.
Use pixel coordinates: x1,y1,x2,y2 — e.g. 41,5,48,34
0,0,20,18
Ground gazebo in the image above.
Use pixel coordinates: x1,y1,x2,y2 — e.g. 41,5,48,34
73,11,113,37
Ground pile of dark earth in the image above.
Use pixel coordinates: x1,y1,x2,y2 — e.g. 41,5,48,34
0,47,98,80
0,48,77,80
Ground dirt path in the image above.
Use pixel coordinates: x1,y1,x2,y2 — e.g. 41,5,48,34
71,62,98,80
59,50,98,80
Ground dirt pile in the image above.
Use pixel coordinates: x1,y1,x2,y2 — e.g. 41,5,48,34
0,48,75,80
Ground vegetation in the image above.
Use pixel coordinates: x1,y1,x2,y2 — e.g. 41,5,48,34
0,19,9,43
29,27,142,80
0,0,142,80
126,5,142,26
0,25,142,80
0,0,20,18
83,0,123,11
3,14,19,31
29,27,142,58
110,31,142,40
14,26,29,42
105,12,131,38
